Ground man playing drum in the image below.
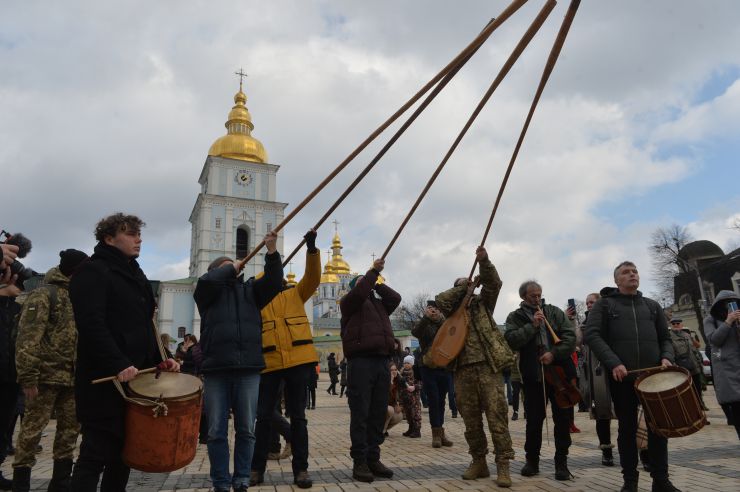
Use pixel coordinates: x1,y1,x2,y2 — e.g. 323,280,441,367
69,213,180,491
584,261,680,492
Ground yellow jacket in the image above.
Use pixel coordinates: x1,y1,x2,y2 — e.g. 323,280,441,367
261,250,321,373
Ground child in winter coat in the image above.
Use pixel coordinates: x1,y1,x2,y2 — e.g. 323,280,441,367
400,355,422,438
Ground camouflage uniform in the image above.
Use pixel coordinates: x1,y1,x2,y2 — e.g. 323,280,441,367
13,267,79,469
400,366,422,432
435,258,514,463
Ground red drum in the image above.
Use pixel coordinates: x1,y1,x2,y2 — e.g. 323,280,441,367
122,372,203,472
634,366,706,438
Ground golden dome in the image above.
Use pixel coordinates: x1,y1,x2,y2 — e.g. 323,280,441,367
320,252,339,284
286,271,297,287
329,232,351,274
208,84,268,163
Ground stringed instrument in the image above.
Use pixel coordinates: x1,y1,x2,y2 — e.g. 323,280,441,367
539,306,582,408
428,279,480,368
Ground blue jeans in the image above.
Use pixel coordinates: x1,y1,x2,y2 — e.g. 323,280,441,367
203,370,260,489
420,366,450,428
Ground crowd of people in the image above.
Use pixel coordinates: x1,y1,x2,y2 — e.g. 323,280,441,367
1,212,739,492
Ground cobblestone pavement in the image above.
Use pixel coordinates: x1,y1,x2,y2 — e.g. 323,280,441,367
2,376,738,491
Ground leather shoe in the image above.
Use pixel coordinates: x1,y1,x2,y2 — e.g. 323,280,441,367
352,462,374,482
249,470,264,486
294,470,313,489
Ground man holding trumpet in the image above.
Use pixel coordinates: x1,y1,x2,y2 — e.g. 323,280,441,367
504,280,576,481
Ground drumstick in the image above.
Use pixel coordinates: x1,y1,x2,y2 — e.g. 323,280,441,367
626,366,665,375
92,367,157,385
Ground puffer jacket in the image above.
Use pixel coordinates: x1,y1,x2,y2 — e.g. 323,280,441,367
340,268,401,359
704,290,740,405
194,251,283,373
583,287,673,380
15,267,77,388
505,302,575,384
435,257,513,372
261,250,321,373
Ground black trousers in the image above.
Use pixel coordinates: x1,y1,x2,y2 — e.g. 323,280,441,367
596,418,612,446
252,364,311,475
0,382,19,465
306,386,316,408
347,356,390,463
522,382,571,460
70,423,130,492
610,379,668,482
511,381,522,413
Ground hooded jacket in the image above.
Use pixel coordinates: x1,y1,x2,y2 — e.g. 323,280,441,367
15,267,77,388
340,268,401,358
583,287,673,380
260,250,321,373
194,251,283,373
704,290,740,404
70,242,161,424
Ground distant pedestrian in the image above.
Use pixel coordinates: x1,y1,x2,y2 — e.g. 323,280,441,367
327,353,339,395
306,364,318,410
339,357,348,397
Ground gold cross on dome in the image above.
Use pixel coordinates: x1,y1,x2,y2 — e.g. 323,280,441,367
332,219,340,232
235,68,248,90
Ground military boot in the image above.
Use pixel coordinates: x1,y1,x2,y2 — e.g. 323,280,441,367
11,467,31,492
495,461,512,488
439,427,453,447
47,458,74,492
431,427,442,448
462,456,489,480
554,455,572,481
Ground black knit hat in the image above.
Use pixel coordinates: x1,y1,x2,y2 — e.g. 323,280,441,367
59,249,89,277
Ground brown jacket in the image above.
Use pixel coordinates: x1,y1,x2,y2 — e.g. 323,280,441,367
340,268,401,359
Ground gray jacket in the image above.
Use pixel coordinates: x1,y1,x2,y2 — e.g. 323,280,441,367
584,287,673,380
704,290,740,405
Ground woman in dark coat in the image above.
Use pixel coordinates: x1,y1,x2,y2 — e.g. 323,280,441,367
339,357,348,397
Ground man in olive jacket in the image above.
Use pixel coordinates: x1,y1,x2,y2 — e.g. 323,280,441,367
504,280,575,481
435,246,514,487
12,251,87,492
340,258,401,483
250,229,320,490
194,230,283,492
584,261,678,492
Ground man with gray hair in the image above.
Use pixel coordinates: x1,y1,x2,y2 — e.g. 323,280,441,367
584,261,678,492
504,279,576,481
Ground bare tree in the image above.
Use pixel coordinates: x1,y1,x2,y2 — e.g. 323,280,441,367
396,291,431,331
648,224,707,342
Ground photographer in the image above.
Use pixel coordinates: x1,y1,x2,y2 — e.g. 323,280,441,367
1,232,36,289
0,267,22,489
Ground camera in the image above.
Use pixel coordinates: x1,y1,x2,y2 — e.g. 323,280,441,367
1,230,37,286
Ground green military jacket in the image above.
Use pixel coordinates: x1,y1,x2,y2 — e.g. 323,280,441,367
16,267,77,388
434,257,514,372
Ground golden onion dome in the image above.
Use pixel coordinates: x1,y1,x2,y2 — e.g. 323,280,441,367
320,255,339,284
329,232,351,274
286,271,297,287
208,84,268,163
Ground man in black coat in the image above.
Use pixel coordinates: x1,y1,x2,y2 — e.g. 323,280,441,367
584,261,678,492
69,213,179,491
0,267,21,489
193,230,282,492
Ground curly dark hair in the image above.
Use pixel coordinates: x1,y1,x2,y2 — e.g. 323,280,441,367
94,213,145,241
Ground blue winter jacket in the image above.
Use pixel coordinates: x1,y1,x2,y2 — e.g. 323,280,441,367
194,252,283,373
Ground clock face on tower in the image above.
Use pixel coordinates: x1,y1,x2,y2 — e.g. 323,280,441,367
234,170,253,186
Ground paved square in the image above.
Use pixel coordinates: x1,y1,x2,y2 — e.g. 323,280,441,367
3,375,738,491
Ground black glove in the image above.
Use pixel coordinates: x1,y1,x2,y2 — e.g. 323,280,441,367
304,229,318,253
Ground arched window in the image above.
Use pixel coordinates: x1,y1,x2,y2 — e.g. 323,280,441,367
236,226,249,259
331,286,335,297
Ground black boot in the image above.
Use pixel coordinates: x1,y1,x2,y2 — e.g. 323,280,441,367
652,478,681,492
11,467,31,492
47,458,74,492
621,479,638,492
554,455,572,481
601,446,614,466
520,458,539,476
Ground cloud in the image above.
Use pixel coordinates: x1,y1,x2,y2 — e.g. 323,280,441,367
2,0,739,321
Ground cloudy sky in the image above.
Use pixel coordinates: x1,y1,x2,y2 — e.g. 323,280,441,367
2,0,739,319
